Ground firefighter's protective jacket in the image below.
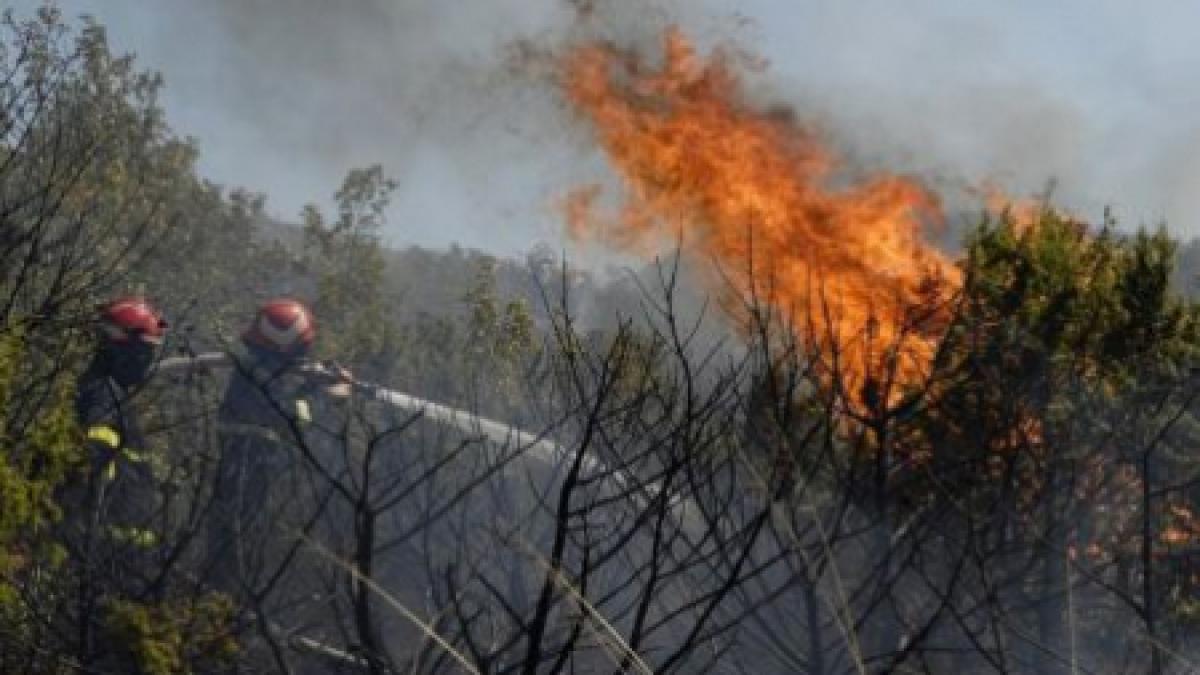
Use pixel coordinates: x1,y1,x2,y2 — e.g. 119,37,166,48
216,347,319,443
73,365,157,547
207,346,324,591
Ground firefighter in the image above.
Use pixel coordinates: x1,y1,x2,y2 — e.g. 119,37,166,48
206,298,350,593
61,297,167,661
73,296,167,548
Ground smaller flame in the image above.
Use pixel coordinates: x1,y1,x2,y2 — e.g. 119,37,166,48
975,182,1086,235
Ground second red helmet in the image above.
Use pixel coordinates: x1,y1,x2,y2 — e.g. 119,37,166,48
98,296,167,345
243,298,316,356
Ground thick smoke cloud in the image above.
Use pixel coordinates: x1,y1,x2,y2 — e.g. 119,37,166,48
15,0,611,252
20,0,1200,251
129,0,724,255
719,1,1200,235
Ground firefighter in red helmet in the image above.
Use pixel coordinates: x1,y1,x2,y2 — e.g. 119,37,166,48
242,297,317,358
76,296,166,502
66,297,167,590
85,296,167,390
207,298,349,593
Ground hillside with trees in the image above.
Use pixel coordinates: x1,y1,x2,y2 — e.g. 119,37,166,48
7,7,1200,674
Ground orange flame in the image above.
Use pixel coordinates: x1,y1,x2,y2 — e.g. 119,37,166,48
975,182,1087,236
980,184,1046,234
561,28,962,409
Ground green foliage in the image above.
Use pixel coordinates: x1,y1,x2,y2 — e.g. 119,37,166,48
299,166,541,415
461,257,537,384
0,330,80,563
959,212,1198,385
103,595,238,674
0,329,82,672
919,212,1199,463
0,9,254,670
302,165,403,368
1,7,196,313
915,210,1200,477
0,329,76,533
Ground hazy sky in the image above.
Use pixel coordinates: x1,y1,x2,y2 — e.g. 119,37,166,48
11,1,1200,256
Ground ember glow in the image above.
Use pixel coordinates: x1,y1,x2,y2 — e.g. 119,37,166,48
561,28,963,409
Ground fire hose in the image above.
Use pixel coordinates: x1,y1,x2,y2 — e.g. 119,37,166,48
155,351,687,668
156,352,609,478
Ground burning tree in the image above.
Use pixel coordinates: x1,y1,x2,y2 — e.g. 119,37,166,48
556,25,1200,674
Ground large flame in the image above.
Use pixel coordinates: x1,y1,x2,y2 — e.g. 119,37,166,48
562,29,962,410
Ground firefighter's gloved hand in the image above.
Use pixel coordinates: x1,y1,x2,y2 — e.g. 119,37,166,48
323,361,354,398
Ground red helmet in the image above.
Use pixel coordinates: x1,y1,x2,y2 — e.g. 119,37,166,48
243,298,316,355
98,296,167,345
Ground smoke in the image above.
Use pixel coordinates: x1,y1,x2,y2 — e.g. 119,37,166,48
27,0,1200,252
136,1,586,252
20,1,572,252
689,1,1200,236
515,0,1200,246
